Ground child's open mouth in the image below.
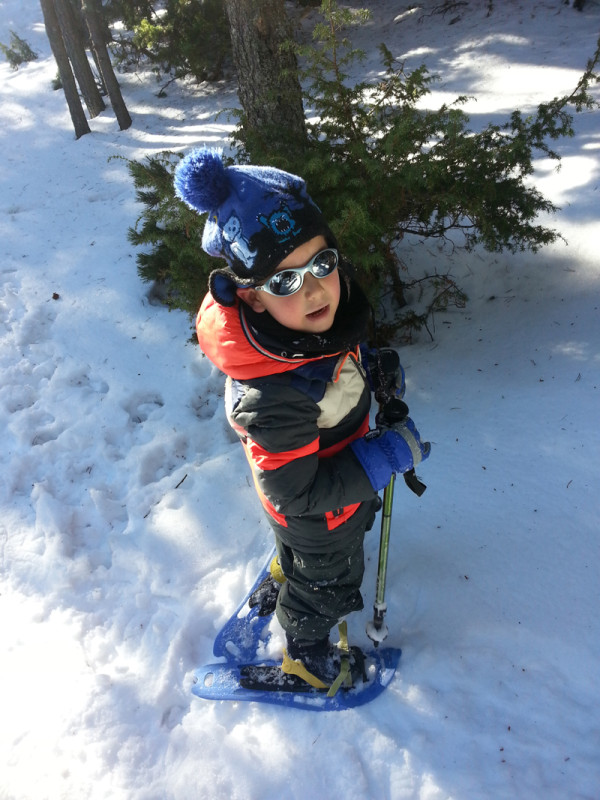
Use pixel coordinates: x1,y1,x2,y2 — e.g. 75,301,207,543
306,305,329,320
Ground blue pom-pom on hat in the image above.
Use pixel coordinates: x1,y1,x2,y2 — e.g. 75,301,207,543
173,147,336,305
174,148,229,213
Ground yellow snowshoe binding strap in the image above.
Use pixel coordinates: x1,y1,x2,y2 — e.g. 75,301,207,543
269,555,286,585
281,650,329,690
327,621,352,697
281,622,353,696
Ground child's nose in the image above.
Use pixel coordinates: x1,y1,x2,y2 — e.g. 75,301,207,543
302,272,323,296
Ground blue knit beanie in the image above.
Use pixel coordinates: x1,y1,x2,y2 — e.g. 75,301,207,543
174,148,336,305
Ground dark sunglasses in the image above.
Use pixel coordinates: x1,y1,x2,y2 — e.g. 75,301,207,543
256,248,339,297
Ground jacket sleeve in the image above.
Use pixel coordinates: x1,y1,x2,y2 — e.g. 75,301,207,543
229,380,376,518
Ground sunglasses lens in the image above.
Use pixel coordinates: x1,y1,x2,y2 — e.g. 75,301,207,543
267,270,303,296
312,249,338,277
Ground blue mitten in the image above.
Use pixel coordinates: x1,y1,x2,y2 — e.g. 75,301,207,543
351,418,430,491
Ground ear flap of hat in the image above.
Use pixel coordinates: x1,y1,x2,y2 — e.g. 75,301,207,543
208,268,242,307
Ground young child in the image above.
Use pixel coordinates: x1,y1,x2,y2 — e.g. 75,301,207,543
175,148,430,690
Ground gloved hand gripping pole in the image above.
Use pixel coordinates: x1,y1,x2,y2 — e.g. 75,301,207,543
366,397,427,646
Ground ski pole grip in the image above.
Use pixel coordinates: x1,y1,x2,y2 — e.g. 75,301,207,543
378,397,409,426
378,398,427,496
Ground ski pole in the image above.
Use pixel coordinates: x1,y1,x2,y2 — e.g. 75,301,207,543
366,471,395,645
366,397,427,646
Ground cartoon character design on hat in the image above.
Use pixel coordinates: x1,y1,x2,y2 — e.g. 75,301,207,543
174,148,336,305
258,204,300,244
222,214,256,269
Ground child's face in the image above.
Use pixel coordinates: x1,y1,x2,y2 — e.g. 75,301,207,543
236,236,341,333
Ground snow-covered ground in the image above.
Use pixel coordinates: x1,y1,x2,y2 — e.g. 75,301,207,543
1,2,599,798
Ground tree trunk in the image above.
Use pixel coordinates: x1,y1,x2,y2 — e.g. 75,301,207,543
82,0,132,130
53,0,105,117
224,0,306,152
39,0,91,138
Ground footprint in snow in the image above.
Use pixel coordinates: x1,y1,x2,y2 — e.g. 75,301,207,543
122,393,164,425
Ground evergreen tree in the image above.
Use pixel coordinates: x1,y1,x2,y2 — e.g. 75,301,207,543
124,153,210,315
0,31,38,69
234,1,600,332
126,2,600,338
112,0,230,85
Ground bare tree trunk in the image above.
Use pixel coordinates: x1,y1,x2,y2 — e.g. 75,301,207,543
53,0,105,117
82,0,132,130
224,0,306,152
39,0,91,138
86,1,111,94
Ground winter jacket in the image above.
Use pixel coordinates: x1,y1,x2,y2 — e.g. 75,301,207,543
196,292,379,553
